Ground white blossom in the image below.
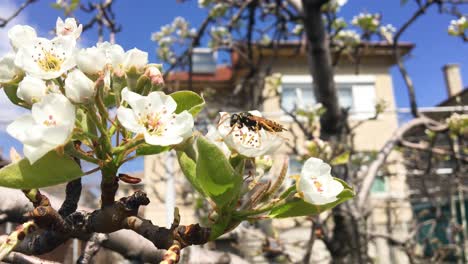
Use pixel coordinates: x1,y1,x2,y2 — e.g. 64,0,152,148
7,93,76,164
122,48,148,72
8,25,37,51
217,111,284,158
206,125,231,157
56,17,83,39
65,69,95,103
75,42,125,75
0,52,21,84
448,16,468,36
296,158,344,205
75,46,107,75
335,30,360,48
97,42,125,69
117,88,194,146
15,36,76,79
16,75,49,104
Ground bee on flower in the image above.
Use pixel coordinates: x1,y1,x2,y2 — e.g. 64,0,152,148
216,111,286,157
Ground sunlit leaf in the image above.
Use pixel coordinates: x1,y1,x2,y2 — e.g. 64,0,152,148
0,151,83,189
170,91,205,116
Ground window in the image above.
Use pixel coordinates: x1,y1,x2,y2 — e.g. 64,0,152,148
370,176,388,193
192,48,216,74
280,83,316,112
279,75,376,120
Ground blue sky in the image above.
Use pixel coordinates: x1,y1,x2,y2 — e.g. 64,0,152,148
0,0,467,173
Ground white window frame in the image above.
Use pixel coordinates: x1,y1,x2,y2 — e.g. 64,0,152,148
277,74,377,121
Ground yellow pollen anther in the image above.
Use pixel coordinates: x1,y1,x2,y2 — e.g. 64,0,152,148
140,113,165,136
313,180,324,193
38,51,63,72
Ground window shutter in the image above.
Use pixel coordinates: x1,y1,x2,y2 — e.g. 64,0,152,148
351,84,376,120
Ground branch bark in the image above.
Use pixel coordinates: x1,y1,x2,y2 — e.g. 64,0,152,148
301,0,342,136
357,116,437,208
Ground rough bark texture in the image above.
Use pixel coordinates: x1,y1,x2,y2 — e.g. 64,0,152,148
301,0,342,137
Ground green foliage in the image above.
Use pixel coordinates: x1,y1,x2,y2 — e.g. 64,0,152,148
170,91,205,116
331,151,350,165
0,151,83,189
136,144,170,156
268,178,354,218
176,150,206,196
3,83,27,109
196,136,242,209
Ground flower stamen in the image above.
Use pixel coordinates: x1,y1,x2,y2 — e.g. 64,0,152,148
37,51,63,72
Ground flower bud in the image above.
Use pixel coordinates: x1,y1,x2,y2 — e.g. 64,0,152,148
0,53,22,84
65,69,95,103
144,64,164,86
16,75,48,104
56,17,83,39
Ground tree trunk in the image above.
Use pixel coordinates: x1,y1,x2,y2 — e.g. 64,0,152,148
301,0,342,137
301,1,367,262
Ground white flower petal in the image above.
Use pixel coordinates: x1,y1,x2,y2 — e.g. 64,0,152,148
165,110,194,140
56,17,82,39
6,115,43,145
217,111,284,157
32,93,75,127
15,36,76,79
123,48,148,71
206,125,231,157
147,91,176,113
97,42,125,69
65,69,95,103
0,52,21,83
75,46,107,75
297,158,344,205
144,132,182,146
17,75,48,104
116,107,145,133
8,25,37,51
302,191,338,205
23,141,56,164
7,93,75,164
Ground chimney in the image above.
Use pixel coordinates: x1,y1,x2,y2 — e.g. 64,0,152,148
443,64,463,97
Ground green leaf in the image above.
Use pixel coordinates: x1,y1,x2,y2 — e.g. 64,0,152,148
0,151,84,189
196,136,241,209
229,155,245,176
136,144,170,156
268,178,355,218
170,91,205,116
3,83,27,108
177,151,205,196
331,151,350,165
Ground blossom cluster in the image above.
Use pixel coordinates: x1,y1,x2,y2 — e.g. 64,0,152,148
1,17,192,163
151,17,196,64
448,16,468,37
198,1,228,18
379,24,396,42
209,26,232,48
322,0,348,12
334,29,361,49
447,113,468,135
351,12,381,33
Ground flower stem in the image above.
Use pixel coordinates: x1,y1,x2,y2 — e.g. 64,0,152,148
112,137,145,155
